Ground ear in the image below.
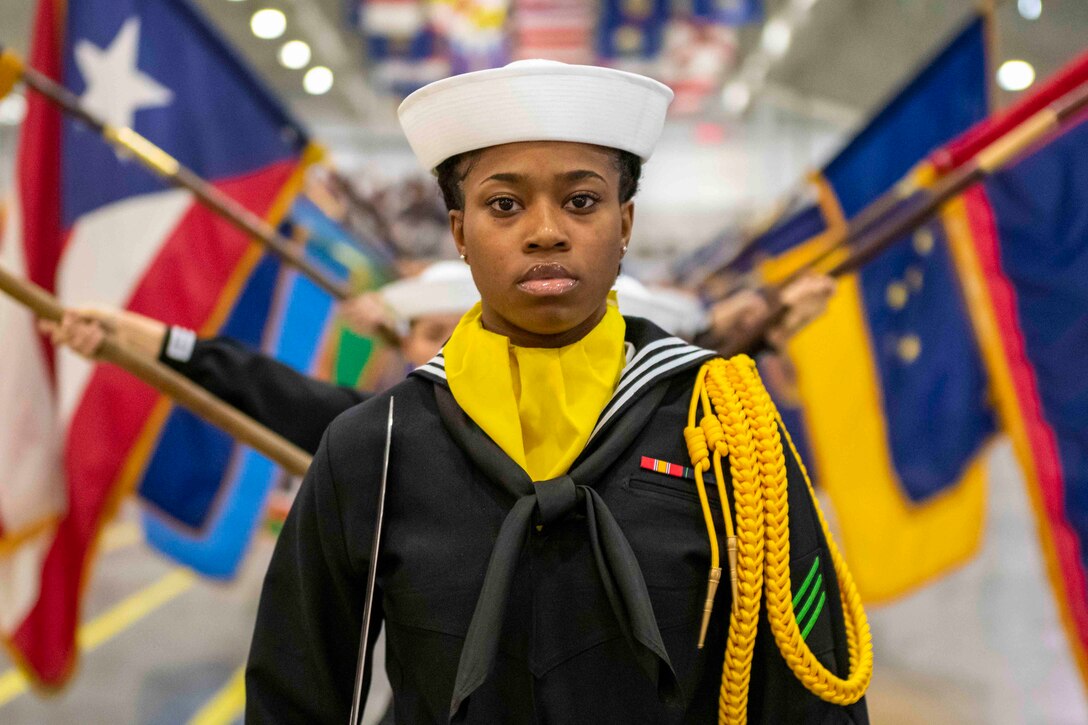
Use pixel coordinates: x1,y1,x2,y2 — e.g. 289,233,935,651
449,209,465,257
619,200,634,253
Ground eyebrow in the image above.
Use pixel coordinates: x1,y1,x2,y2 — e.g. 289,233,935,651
483,170,608,184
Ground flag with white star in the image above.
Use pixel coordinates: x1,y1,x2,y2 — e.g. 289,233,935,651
0,0,314,687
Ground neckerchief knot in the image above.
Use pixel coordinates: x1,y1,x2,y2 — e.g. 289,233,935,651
534,475,582,525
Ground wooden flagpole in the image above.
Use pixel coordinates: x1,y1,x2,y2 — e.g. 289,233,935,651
0,263,313,476
717,80,1088,357
827,80,1088,276
979,0,1001,114
698,9,1004,301
0,46,354,302
1,46,407,349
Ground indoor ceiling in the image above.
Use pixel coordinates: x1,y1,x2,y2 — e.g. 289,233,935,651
751,0,1088,127
2,0,1085,161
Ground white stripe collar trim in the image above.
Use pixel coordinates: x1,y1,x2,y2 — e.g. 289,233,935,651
590,347,714,441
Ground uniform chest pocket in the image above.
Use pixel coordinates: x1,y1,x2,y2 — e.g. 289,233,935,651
615,472,729,590
626,472,723,506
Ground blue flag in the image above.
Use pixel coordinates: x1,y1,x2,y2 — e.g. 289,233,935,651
140,196,361,578
597,0,670,62
940,51,1088,687
721,17,995,602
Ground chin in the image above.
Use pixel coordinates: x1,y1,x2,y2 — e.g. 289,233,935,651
515,303,597,335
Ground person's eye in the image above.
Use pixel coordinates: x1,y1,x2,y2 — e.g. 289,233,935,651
565,193,599,211
487,196,521,213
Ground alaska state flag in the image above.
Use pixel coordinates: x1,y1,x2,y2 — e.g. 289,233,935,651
942,49,1088,690
597,0,670,64
0,0,315,687
728,16,995,602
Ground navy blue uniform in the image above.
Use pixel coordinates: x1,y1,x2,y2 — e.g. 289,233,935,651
245,319,868,724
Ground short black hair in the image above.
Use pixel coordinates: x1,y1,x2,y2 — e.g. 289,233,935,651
434,147,642,212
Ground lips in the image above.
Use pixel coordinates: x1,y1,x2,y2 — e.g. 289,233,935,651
516,263,579,296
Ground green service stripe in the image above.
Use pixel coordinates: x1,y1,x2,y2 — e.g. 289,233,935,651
795,574,823,623
801,591,827,641
793,557,822,609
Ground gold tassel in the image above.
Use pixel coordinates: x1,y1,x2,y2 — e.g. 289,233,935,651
697,567,722,649
726,536,739,607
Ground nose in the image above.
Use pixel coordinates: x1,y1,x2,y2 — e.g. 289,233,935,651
523,202,569,252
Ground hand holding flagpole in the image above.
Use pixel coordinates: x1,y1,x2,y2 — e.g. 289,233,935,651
708,79,1088,358
0,46,410,349
0,261,313,477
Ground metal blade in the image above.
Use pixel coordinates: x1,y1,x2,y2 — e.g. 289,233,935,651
349,396,394,725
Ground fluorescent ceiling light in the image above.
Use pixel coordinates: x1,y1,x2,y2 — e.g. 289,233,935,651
997,59,1035,92
722,81,752,115
251,8,287,40
304,66,334,95
1017,0,1042,21
761,18,792,57
279,40,311,69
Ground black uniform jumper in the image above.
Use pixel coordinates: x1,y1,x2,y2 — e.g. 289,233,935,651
158,332,372,455
245,318,868,724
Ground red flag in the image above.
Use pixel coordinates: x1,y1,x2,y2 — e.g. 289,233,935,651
942,49,1088,688
0,0,314,687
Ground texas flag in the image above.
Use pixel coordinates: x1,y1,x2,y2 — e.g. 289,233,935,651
0,0,314,687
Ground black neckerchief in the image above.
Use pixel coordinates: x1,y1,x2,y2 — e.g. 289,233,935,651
412,317,716,721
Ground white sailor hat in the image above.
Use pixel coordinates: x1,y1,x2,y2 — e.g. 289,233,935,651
380,261,480,323
398,59,674,171
613,275,708,339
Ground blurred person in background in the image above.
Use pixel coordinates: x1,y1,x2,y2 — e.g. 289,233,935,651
39,260,480,725
44,264,835,452
708,273,835,353
41,260,480,454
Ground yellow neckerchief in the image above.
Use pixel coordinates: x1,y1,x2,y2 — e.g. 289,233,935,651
442,296,626,481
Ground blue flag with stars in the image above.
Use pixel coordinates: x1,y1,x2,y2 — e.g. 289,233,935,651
722,16,995,602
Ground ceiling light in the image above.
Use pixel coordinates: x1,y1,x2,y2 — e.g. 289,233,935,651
1017,0,1042,20
997,60,1035,92
722,81,752,116
0,94,27,126
304,66,334,95
251,8,287,39
761,18,792,58
278,40,311,69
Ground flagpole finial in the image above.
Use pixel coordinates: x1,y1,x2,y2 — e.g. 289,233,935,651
0,47,24,101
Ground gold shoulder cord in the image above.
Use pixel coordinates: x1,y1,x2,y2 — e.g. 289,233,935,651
684,356,873,724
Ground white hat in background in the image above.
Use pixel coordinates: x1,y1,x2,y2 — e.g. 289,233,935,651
398,59,674,171
380,261,480,323
613,275,707,339
382,265,704,338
